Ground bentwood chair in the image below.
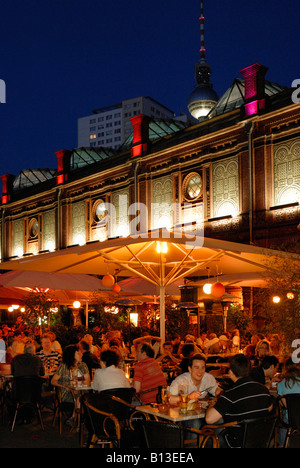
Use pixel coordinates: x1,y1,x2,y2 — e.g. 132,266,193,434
83,392,149,448
139,419,219,449
10,376,45,432
203,414,278,448
276,394,300,448
52,383,78,434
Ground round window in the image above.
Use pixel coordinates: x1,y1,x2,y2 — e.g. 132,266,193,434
93,200,107,223
183,173,202,200
29,219,39,238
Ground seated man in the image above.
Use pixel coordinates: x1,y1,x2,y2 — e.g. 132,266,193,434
250,355,279,387
169,353,221,404
205,354,273,448
12,342,45,378
132,342,167,404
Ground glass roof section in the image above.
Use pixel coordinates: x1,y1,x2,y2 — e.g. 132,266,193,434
70,147,116,170
13,168,57,192
120,118,189,150
207,78,287,118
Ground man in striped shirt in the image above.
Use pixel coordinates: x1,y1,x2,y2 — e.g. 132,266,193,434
133,342,167,404
205,354,273,447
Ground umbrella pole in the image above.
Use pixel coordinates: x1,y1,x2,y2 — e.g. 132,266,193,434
85,302,89,329
160,285,165,343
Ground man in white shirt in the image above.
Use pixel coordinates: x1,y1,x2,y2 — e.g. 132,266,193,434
169,354,221,404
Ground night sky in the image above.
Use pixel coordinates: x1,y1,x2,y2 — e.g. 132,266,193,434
0,0,299,178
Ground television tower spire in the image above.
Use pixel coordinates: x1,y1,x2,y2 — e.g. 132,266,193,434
188,0,219,119
200,0,206,61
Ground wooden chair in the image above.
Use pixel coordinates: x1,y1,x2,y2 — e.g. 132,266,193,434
203,414,278,448
83,392,149,448
52,383,79,434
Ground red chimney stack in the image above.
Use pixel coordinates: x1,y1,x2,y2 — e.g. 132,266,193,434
130,115,150,158
240,63,268,117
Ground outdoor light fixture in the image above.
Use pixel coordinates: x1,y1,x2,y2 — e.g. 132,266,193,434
203,283,212,294
272,296,281,304
73,300,81,308
156,241,168,254
286,292,295,300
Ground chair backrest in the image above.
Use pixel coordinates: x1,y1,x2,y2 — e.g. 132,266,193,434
140,420,185,448
99,387,136,404
14,376,43,404
83,393,120,444
285,394,300,430
241,415,277,448
87,390,134,422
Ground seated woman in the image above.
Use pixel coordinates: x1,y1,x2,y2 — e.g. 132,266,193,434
277,357,300,447
51,344,91,423
91,348,131,392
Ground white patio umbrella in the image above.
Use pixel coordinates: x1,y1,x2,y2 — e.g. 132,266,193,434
1,229,299,341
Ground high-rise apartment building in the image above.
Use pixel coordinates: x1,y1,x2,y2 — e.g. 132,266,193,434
77,96,176,149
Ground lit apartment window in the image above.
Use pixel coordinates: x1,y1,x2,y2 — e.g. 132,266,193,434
89,134,96,140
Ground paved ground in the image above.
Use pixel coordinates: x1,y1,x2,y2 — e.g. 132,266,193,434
0,410,83,449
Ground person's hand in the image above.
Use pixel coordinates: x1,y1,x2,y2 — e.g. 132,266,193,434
188,391,202,400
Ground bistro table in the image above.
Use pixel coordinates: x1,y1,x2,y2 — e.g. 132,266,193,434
138,403,206,423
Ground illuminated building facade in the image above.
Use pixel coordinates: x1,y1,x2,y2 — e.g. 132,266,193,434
0,62,299,267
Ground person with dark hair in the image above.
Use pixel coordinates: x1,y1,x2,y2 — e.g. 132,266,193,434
177,343,197,374
79,340,100,379
132,341,167,404
51,344,90,398
91,348,130,393
250,355,279,386
169,354,220,405
205,354,273,447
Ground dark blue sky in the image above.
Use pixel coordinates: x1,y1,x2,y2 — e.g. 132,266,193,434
0,0,299,177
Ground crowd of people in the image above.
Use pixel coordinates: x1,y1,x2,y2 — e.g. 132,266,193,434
0,318,299,447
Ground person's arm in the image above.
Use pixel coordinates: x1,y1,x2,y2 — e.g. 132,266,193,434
133,379,141,394
205,406,223,424
51,372,60,386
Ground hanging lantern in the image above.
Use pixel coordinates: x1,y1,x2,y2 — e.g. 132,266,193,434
211,282,225,298
112,283,121,293
272,296,281,304
102,274,115,288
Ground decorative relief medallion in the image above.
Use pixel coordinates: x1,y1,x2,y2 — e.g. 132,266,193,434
274,139,300,206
